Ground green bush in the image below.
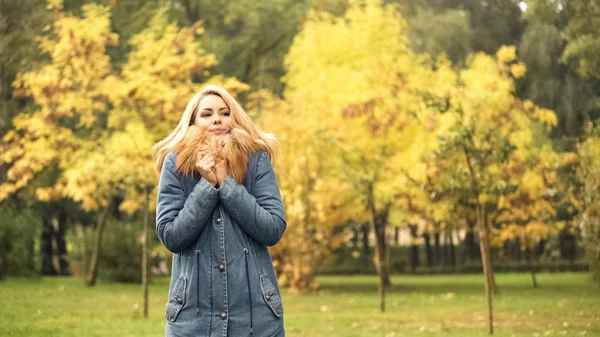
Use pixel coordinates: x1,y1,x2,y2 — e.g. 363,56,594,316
67,218,161,283
0,204,39,279
583,221,600,284
317,244,589,275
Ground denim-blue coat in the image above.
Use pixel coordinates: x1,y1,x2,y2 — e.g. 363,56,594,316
156,150,287,337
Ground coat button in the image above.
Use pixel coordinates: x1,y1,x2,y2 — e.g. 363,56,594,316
220,312,227,320
216,218,222,223
218,264,225,272
176,297,183,305
265,294,272,301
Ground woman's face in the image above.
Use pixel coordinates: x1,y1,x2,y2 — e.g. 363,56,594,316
193,94,231,136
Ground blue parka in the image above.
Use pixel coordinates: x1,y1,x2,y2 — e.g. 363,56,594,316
156,150,287,337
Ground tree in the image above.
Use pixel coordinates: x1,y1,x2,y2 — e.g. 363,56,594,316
562,0,600,80
168,0,307,95
251,90,362,293
282,0,454,310
1,1,117,201
575,123,600,284
104,6,244,305
407,8,473,66
432,46,558,334
492,146,564,288
392,0,524,57
0,0,50,134
1,1,117,280
1,1,244,294
518,0,597,139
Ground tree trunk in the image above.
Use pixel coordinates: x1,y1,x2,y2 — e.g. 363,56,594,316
351,224,360,249
536,239,545,257
182,0,200,24
373,219,390,311
525,239,538,288
464,143,495,334
394,227,400,246
142,188,150,318
294,170,317,293
41,211,57,276
483,210,497,295
360,222,371,270
434,226,441,266
367,183,390,312
55,210,70,276
559,227,577,260
86,203,112,287
506,238,520,260
0,227,9,279
409,225,419,273
423,232,433,267
477,204,494,335
449,230,456,268
372,212,391,288
26,226,36,274
464,220,479,261
361,223,370,253
0,253,4,280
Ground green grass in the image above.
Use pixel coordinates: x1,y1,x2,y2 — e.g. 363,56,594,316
1,273,598,337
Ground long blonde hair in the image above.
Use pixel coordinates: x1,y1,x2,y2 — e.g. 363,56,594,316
153,85,280,173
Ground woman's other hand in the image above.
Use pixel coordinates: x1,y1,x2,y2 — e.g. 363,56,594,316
196,153,218,187
214,159,229,187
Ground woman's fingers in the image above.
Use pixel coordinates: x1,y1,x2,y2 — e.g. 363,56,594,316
195,153,218,187
197,153,215,170
197,153,213,162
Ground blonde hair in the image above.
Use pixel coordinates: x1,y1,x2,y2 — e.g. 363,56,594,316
153,85,280,173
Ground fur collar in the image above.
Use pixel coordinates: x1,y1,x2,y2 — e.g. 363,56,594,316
173,126,255,184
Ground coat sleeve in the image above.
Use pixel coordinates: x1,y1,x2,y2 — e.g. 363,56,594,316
156,155,219,253
218,152,287,246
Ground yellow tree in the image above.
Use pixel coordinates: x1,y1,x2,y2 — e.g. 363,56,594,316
281,0,455,308
105,8,246,313
0,1,154,288
104,7,248,138
431,46,557,334
1,2,116,201
250,90,363,293
492,145,564,288
1,1,245,308
0,1,118,285
401,159,458,269
82,123,157,310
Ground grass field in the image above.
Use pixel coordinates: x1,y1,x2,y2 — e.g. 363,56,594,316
1,273,598,337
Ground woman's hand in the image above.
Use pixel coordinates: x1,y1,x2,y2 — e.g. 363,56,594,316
214,159,229,187
196,153,218,187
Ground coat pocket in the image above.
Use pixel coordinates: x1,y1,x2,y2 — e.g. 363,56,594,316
166,275,187,322
259,273,283,318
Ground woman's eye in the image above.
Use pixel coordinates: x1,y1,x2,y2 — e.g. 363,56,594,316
222,111,230,116
201,113,211,117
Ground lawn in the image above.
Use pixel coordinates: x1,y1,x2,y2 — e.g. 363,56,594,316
1,273,598,337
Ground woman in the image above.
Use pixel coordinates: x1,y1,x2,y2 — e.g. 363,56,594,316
153,85,287,337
